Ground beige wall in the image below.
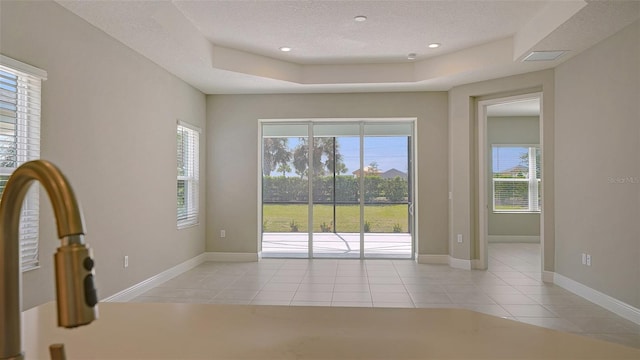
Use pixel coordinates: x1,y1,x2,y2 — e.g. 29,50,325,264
487,116,540,239
1,0,206,309
555,20,640,308
206,93,449,256
448,70,555,270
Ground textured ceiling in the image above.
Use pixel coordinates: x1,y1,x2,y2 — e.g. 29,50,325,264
55,0,640,94
173,0,546,64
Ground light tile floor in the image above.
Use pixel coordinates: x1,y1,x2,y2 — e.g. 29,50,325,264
130,243,640,349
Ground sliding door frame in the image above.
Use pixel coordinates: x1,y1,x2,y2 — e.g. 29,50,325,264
259,117,417,260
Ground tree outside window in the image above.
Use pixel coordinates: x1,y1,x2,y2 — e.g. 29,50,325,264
492,145,541,212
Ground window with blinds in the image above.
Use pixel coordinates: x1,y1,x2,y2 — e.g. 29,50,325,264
0,55,47,271
492,145,541,213
177,121,200,229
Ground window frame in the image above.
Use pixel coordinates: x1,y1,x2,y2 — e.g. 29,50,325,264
176,120,200,229
0,55,46,272
491,144,541,214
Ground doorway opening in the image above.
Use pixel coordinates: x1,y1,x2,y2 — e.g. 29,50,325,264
259,119,415,259
477,94,543,273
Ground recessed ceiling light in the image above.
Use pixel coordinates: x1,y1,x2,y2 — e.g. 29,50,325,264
354,15,367,22
279,47,292,52
407,53,417,60
428,43,441,49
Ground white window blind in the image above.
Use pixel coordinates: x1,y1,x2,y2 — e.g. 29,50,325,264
492,145,541,213
177,121,200,229
0,55,46,271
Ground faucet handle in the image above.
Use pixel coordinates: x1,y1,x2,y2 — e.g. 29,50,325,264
49,344,67,360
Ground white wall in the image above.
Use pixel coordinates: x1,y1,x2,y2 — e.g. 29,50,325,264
555,20,640,308
206,93,449,257
0,0,206,309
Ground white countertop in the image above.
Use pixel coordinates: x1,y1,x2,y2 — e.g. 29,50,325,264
22,302,640,359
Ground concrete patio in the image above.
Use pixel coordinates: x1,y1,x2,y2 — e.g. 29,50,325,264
261,232,412,258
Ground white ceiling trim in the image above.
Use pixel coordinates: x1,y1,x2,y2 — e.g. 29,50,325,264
212,45,302,83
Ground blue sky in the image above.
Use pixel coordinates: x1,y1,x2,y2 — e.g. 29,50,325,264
492,146,530,173
343,136,408,173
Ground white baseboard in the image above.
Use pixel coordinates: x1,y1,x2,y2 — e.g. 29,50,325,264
542,270,554,283
204,252,259,262
416,254,449,264
448,256,472,270
554,272,640,326
488,235,540,243
417,254,472,270
417,255,472,270
101,253,208,303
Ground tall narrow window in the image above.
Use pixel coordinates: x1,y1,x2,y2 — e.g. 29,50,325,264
177,121,200,228
492,145,541,212
0,55,47,271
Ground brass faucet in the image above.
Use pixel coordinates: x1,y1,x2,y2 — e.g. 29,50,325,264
0,160,98,360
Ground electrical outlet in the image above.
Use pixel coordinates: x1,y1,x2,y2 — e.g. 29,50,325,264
124,255,129,268
586,254,591,266
581,253,586,265
457,234,463,243
220,230,226,238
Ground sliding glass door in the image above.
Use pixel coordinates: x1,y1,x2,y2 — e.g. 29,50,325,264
261,124,309,257
312,123,361,258
363,123,412,258
261,120,413,259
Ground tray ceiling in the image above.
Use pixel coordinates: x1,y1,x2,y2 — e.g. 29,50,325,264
56,0,639,94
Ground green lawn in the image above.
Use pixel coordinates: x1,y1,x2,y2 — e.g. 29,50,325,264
262,204,409,233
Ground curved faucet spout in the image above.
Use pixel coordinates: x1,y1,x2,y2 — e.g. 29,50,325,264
0,160,98,360
1,160,85,239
